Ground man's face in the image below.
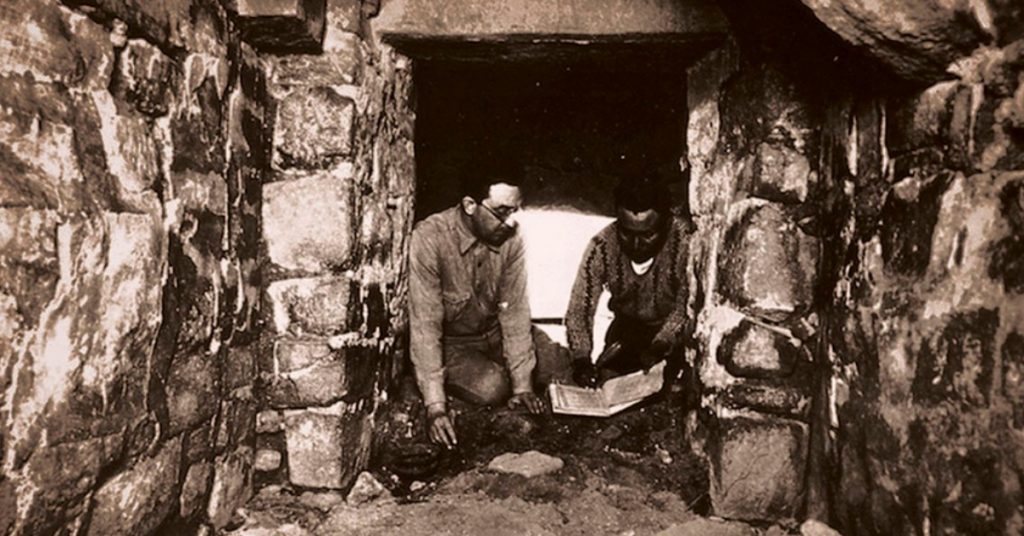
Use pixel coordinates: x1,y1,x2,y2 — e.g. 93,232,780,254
466,183,522,247
616,207,667,263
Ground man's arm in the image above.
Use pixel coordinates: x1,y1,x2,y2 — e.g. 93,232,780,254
408,226,448,411
496,235,536,397
564,235,607,362
650,224,694,355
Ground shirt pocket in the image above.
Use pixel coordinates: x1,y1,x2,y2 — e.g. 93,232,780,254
441,291,471,324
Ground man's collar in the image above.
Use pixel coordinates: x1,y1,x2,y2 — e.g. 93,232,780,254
453,207,500,254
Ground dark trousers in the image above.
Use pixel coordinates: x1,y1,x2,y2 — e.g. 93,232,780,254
443,325,573,406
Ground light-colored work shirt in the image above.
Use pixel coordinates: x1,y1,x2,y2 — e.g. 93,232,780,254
408,206,535,408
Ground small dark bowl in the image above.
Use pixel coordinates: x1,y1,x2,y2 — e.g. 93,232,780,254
385,442,444,480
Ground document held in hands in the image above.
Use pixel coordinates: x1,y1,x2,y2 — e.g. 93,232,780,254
549,361,666,417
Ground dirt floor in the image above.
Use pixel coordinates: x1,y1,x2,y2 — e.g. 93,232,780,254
227,381,758,536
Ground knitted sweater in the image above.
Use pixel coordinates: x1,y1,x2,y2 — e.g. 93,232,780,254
564,217,693,361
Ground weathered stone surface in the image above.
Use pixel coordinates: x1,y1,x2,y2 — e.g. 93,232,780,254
171,73,225,174
717,379,812,420
374,0,728,38
1004,332,1024,428
91,91,164,212
749,142,811,203
237,0,326,52
180,461,214,520
263,32,361,86
345,471,390,504
111,38,177,116
0,209,60,332
717,319,801,378
255,449,283,472
718,202,819,321
262,170,355,273
267,346,374,408
271,87,355,169
207,447,254,530
655,517,759,536
9,434,124,536
487,451,564,478
257,410,285,433
226,343,257,391
801,519,843,536
881,173,951,278
265,276,352,336
87,436,182,536
215,394,257,451
166,351,219,436
886,81,958,155
800,0,985,82
0,0,95,85
710,417,807,521
913,309,999,406
283,402,372,489
5,213,163,461
69,0,195,51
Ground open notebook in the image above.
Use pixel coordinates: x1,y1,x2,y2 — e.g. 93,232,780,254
549,361,665,417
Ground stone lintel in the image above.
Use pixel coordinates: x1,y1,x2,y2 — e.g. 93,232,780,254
237,0,327,52
373,0,728,60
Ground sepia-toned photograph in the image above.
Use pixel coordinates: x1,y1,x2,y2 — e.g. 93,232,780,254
0,0,1021,534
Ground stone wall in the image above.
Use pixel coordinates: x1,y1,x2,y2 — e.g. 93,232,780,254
687,0,1024,532
255,0,415,491
0,0,266,534
822,24,1024,536
685,34,823,522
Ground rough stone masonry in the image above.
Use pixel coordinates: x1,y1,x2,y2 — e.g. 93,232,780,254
1,0,1022,535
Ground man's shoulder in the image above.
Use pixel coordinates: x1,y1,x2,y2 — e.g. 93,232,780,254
413,207,457,236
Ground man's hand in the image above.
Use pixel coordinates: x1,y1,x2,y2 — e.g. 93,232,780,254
572,358,600,388
639,338,672,371
507,392,545,414
427,403,457,449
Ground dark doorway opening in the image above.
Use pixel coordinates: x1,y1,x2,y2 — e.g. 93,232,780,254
413,58,689,328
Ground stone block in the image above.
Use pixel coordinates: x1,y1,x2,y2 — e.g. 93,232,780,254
709,417,807,521
750,142,811,203
487,451,565,478
717,379,812,420
263,169,355,273
717,319,801,378
326,0,362,37
74,0,193,51
207,446,254,530
257,410,285,433
271,87,354,169
111,38,177,116
655,517,759,536
166,351,219,437
255,449,283,472
185,420,216,465
374,0,728,38
718,202,818,321
346,471,390,504
0,0,92,85
237,0,326,52
264,32,361,86
267,341,377,408
91,91,164,210
283,403,373,489
6,213,163,459
87,436,183,536
180,461,213,520
265,275,352,336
